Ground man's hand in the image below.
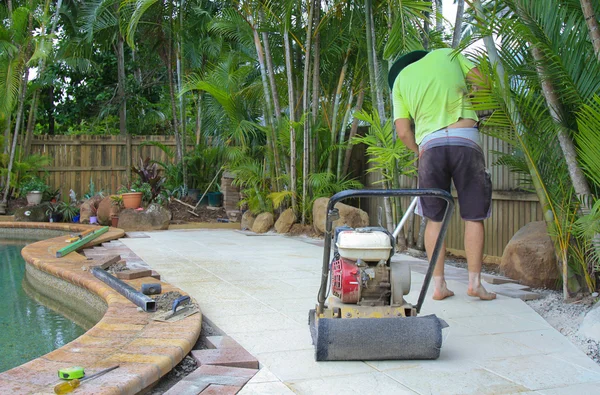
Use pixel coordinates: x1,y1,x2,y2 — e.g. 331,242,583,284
394,118,419,154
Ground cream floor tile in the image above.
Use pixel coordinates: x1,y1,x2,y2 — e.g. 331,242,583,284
256,349,374,381
246,367,280,383
548,350,600,372
288,372,418,395
198,299,277,317
237,381,296,394
440,333,541,361
445,313,550,336
383,360,529,395
498,329,582,355
209,312,302,335
480,354,600,390
263,297,318,312
538,381,600,394
232,328,313,354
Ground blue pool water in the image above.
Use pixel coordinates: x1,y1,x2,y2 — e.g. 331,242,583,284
0,241,85,373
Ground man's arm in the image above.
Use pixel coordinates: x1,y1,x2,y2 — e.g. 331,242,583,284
394,118,419,154
466,67,485,90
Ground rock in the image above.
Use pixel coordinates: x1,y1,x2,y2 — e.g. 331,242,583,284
274,208,296,234
241,211,255,230
79,195,104,224
580,302,600,342
313,197,370,234
117,203,171,231
14,205,47,222
500,221,560,289
97,196,121,225
252,212,274,233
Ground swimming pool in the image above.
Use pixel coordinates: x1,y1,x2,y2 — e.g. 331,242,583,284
0,240,86,373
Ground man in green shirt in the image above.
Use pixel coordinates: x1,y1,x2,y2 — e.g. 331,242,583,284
389,48,495,301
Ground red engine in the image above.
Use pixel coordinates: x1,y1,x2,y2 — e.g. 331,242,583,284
331,257,360,303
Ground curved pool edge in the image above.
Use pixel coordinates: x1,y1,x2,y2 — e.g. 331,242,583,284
0,222,202,395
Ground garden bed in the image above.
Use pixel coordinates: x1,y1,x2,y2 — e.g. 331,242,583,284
167,198,229,224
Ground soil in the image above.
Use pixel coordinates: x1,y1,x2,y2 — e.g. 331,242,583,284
167,197,230,224
6,197,28,214
287,223,319,238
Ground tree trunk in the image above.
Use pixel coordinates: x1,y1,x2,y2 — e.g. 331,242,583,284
48,86,54,135
252,19,281,192
284,27,298,213
310,0,320,176
326,48,350,176
195,92,203,146
336,87,354,180
23,89,39,157
365,0,378,115
3,115,11,155
166,32,182,164
452,0,465,48
435,0,443,32
301,0,315,224
260,11,281,123
366,0,386,122
176,39,186,189
532,46,598,295
580,0,600,60
117,34,127,136
342,80,366,177
474,0,572,296
2,71,29,204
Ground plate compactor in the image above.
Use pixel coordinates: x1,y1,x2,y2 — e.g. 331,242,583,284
309,189,455,361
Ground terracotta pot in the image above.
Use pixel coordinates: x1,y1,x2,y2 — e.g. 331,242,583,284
111,216,119,228
121,192,143,209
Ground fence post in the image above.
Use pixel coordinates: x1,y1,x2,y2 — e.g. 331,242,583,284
126,134,132,182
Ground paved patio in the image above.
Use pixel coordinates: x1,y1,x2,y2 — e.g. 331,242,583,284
121,229,600,395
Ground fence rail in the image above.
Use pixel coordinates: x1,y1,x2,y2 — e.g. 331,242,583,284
30,135,177,199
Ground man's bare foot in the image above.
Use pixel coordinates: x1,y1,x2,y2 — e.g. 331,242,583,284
433,285,455,300
467,285,496,300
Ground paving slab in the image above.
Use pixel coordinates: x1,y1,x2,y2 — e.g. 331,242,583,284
121,229,600,394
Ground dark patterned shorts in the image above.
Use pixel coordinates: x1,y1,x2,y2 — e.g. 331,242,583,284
417,145,492,222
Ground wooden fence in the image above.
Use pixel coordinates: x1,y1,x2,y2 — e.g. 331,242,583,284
30,135,178,199
30,133,540,261
362,133,543,262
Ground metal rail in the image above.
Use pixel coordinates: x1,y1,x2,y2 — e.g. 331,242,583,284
317,189,454,314
91,267,156,312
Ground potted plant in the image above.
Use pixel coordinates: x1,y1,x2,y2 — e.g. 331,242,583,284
20,177,49,206
110,195,124,227
117,185,143,209
43,187,61,203
58,201,80,223
89,204,99,224
43,202,62,223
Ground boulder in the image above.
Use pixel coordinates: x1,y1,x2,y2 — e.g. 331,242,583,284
79,195,104,224
97,196,121,225
252,212,274,234
500,221,560,289
313,197,370,235
14,205,47,222
275,208,296,234
580,302,600,342
117,204,171,231
241,211,255,230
